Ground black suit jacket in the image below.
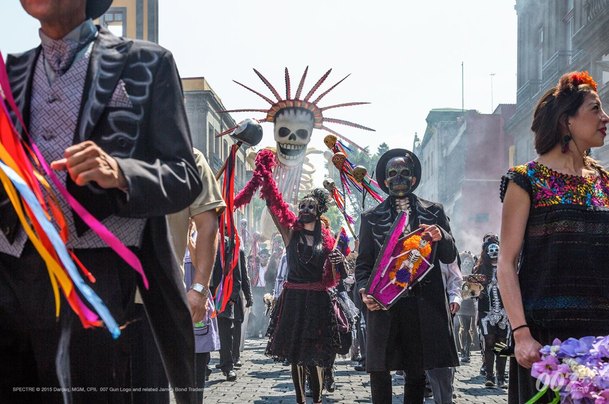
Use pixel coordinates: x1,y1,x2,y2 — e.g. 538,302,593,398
5,28,202,403
355,195,459,371
211,245,252,322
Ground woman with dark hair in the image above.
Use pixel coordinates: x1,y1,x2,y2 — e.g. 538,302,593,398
498,71,609,403
262,185,344,404
474,235,508,389
233,149,344,403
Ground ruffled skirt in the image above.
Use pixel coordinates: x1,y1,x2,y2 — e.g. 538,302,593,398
265,287,339,367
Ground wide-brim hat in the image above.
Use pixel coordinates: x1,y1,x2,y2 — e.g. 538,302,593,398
87,0,113,19
375,148,422,195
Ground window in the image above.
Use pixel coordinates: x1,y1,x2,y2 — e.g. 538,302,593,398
100,9,126,37
537,26,544,80
213,126,220,157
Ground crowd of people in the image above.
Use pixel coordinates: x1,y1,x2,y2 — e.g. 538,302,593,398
1,1,609,404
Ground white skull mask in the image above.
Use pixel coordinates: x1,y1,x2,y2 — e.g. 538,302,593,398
274,108,314,166
487,243,499,260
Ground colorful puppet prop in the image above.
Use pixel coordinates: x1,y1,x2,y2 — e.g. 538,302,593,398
214,119,263,314
323,177,357,238
365,212,435,310
461,274,487,300
324,134,384,204
219,67,374,161
221,67,375,220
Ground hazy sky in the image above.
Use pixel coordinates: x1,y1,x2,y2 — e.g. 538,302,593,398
0,0,517,155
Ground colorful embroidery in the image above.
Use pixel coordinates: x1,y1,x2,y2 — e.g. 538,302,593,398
510,161,609,208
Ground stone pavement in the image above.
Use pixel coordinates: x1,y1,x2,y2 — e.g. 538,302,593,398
194,338,510,403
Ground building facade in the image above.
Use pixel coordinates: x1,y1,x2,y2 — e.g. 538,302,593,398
182,78,253,227
415,106,515,252
98,0,159,43
508,0,609,165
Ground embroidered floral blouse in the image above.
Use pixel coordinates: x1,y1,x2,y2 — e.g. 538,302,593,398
501,160,609,329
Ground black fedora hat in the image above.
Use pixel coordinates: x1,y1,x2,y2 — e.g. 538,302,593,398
87,0,113,19
375,148,422,195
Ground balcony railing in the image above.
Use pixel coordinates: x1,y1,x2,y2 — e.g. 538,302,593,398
586,0,609,21
541,51,572,90
516,79,541,104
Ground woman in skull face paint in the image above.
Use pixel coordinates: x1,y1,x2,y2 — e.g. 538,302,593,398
498,71,609,403
474,234,508,389
262,186,346,404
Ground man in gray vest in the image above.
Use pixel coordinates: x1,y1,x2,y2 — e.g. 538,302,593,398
0,1,202,402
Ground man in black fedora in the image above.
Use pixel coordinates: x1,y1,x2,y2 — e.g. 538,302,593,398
0,1,201,402
355,148,459,403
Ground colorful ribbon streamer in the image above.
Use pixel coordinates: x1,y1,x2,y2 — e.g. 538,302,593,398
0,52,148,338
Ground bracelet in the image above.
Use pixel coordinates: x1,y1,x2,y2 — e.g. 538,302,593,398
512,324,529,333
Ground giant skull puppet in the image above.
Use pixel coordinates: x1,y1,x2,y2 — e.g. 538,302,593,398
221,67,374,238
221,67,373,208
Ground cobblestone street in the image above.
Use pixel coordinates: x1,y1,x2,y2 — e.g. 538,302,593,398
198,338,509,403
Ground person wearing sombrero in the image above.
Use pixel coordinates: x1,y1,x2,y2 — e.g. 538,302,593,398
355,148,459,403
1,1,201,403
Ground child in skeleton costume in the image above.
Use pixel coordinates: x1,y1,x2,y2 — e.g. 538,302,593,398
474,234,509,388
355,149,459,404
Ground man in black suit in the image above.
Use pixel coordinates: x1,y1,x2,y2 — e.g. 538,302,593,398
211,239,253,381
0,1,201,403
355,149,458,403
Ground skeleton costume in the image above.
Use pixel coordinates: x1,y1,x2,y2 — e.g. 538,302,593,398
474,236,508,387
262,186,344,404
355,149,458,404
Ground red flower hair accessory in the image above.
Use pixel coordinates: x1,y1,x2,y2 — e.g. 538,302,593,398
556,71,598,96
570,71,597,91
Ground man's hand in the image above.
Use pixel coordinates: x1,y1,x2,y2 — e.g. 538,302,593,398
360,288,382,311
449,302,460,314
187,289,209,324
419,224,443,242
246,297,253,308
51,140,127,190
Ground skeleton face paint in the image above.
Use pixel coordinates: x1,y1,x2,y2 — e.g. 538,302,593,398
274,108,314,166
487,243,499,260
385,156,415,197
298,197,319,223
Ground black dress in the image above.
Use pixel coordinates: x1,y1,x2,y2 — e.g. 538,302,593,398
265,232,339,367
501,162,609,404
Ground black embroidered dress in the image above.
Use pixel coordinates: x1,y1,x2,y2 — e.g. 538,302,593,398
265,230,339,367
501,161,609,403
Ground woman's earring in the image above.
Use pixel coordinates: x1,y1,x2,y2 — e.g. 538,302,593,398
561,134,572,153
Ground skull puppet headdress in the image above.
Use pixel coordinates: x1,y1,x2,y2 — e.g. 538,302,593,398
218,67,374,159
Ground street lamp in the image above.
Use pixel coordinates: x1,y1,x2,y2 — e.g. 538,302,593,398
490,73,496,113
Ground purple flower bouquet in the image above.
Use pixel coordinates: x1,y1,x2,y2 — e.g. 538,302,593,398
529,336,609,403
